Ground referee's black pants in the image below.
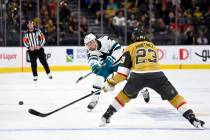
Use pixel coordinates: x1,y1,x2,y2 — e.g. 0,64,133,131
28,48,50,77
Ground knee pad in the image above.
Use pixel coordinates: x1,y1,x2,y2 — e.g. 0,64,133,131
93,75,105,90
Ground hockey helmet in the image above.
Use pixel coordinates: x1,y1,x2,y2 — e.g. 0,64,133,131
84,33,96,45
131,28,147,42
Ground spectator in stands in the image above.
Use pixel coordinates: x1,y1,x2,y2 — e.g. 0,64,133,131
68,13,78,34
196,30,208,45
87,0,104,25
204,6,210,18
193,6,203,19
127,14,139,29
127,13,140,43
6,0,19,25
104,0,119,27
40,5,50,26
165,11,175,25
45,19,56,45
153,18,167,34
112,10,125,38
184,27,195,45
128,0,140,15
80,16,88,37
139,14,149,29
59,0,71,23
49,0,57,17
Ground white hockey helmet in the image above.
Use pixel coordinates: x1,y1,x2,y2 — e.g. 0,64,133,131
84,33,96,45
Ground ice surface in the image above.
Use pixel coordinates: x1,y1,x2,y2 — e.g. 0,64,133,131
0,70,210,140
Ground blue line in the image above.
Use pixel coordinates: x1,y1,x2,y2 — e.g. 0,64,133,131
0,127,209,132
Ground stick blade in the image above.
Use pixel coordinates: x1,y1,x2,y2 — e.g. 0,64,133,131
76,77,83,83
28,109,48,117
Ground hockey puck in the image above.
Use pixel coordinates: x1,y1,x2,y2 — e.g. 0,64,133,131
19,101,24,105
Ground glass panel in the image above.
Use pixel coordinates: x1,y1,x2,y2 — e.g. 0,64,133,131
60,0,83,46
1,0,210,46
19,0,40,47
59,0,73,45
0,0,4,46
4,0,21,46
39,0,57,46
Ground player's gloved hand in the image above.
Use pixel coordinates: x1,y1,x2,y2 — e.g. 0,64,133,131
103,79,115,92
104,56,115,68
91,63,101,74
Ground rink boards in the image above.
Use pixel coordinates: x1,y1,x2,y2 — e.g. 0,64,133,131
0,45,210,73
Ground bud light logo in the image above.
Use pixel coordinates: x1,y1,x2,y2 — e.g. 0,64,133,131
66,49,73,63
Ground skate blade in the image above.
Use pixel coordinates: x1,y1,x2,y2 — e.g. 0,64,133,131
87,109,93,112
193,121,205,129
99,121,107,127
196,124,205,130
99,117,109,127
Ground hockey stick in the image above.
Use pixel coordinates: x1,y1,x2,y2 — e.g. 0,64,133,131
76,71,93,84
28,89,102,117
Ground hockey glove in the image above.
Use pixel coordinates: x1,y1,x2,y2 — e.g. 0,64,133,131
103,79,116,92
104,56,115,68
91,63,101,74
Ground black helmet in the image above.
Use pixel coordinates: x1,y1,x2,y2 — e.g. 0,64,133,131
131,28,147,42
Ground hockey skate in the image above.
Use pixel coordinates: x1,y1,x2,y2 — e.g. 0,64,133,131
33,76,38,83
99,105,116,127
47,73,53,79
184,110,205,129
87,94,99,111
99,115,110,127
188,115,205,129
141,88,150,103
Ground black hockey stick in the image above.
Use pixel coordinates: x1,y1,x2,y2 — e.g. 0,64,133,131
75,71,93,84
28,89,101,117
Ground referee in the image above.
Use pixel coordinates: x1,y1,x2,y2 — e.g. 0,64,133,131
23,20,52,81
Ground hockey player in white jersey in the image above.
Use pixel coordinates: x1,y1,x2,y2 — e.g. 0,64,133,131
84,33,150,111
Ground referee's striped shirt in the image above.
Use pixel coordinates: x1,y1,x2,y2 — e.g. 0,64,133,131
23,28,45,49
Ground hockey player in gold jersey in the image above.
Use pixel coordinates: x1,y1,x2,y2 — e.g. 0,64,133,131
100,28,205,129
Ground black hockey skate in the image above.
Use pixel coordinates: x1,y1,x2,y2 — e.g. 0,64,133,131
188,115,205,129
33,76,38,82
87,100,98,111
142,88,150,103
87,94,99,111
99,105,116,127
183,109,205,129
47,73,53,79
